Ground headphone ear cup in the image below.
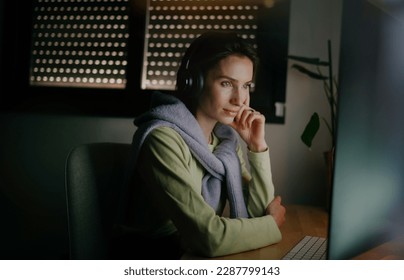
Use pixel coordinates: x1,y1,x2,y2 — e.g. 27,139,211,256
189,68,204,96
177,69,193,96
177,68,204,96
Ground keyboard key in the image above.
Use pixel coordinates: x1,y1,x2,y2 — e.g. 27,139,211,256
282,236,327,260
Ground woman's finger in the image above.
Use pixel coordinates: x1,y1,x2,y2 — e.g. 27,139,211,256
240,108,256,129
246,110,263,128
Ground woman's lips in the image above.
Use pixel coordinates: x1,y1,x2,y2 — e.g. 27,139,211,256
223,108,238,116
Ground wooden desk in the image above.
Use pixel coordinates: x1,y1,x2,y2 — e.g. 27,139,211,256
352,235,404,260
182,205,329,260
182,204,404,260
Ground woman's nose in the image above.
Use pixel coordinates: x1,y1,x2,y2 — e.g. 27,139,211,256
230,87,246,106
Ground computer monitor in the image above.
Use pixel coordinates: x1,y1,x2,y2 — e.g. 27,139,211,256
327,0,404,259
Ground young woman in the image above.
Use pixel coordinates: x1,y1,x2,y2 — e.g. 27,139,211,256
119,32,285,259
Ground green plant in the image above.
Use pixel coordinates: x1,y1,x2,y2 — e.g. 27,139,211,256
288,40,338,149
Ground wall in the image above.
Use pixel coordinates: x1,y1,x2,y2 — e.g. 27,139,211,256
0,0,342,259
0,114,135,258
269,0,342,205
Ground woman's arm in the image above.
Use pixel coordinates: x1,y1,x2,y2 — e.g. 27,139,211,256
237,146,275,217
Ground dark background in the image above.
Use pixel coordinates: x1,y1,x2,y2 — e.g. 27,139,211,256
0,0,290,259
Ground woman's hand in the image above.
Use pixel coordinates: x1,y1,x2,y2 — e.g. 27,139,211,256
266,196,286,228
229,103,268,153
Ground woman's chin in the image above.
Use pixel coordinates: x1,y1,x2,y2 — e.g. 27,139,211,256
218,116,235,125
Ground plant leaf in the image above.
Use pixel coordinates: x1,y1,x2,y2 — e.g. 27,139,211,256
301,113,320,148
291,64,329,80
288,55,329,66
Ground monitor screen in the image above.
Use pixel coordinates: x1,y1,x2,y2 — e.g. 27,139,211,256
328,0,404,259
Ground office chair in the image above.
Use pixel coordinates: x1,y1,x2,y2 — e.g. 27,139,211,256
65,142,132,260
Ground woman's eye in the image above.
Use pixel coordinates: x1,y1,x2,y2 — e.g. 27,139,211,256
243,83,252,90
221,81,232,87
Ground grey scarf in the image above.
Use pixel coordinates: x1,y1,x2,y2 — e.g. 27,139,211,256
130,92,249,218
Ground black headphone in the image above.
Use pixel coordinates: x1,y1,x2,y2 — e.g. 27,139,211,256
176,36,206,97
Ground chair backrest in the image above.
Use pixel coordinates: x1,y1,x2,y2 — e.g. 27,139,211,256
65,142,132,260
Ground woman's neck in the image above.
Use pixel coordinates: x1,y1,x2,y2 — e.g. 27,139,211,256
195,114,216,145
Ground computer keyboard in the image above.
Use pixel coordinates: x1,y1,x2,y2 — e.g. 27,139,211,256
282,235,328,260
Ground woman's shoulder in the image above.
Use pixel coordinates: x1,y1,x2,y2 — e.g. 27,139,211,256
138,126,194,168
147,126,183,142
144,126,190,154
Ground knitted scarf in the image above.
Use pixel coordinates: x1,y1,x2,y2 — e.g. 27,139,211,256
129,92,249,218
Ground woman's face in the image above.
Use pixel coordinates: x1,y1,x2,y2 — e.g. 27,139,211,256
195,54,254,126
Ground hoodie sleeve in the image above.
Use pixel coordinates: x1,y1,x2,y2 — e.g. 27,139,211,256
236,145,275,217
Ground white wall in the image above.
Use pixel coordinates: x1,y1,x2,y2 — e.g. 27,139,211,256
267,0,342,206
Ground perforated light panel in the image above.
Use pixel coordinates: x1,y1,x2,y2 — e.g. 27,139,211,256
142,0,262,91
30,0,129,89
